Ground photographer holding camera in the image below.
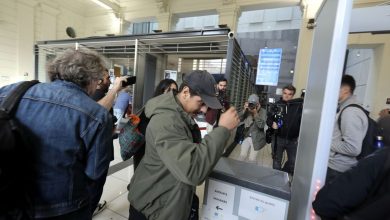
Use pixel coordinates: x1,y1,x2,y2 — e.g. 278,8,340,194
266,85,303,175
238,94,267,162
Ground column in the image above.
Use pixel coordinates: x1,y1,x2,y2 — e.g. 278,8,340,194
156,13,171,32
217,6,240,32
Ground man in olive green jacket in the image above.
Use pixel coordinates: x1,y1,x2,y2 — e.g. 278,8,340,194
127,70,240,220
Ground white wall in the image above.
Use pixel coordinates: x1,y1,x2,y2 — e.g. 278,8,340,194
0,0,18,86
345,48,375,111
85,10,121,36
57,8,86,39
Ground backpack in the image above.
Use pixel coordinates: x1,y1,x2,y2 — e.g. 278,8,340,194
343,148,390,220
0,80,39,219
338,104,380,160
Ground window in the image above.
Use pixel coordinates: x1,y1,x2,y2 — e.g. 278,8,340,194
192,59,226,74
129,21,158,34
173,14,218,31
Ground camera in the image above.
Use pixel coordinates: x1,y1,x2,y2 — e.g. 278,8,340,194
265,102,285,144
248,102,256,110
122,76,136,87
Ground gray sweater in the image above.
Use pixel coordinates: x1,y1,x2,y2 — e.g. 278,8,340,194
328,95,368,172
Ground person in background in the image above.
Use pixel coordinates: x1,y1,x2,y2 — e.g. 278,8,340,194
266,85,302,175
153,78,178,97
238,94,267,163
91,71,128,217
0,48,113,219
379,108,390,118
205,78,230,126
313,115,390,220
113,87,132,122
326,75,368,184
133,78,178,170
127,70,239,220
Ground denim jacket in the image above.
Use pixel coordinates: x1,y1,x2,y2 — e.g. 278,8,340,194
0,80,113,218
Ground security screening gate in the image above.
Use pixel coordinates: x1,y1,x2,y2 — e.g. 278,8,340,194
201,158,290,220
35,28,256,114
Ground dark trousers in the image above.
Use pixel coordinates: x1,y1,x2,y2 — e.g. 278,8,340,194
129,194,199,220
88,170,109,215
36,205,91,220
272,137,298,174
326,167,343,185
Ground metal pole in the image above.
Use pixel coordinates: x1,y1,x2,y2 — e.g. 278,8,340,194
289,1,353,219
132,39,138,113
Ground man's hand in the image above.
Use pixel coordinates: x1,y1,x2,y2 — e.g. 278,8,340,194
243,102,249,111
112,76,129,93
272,122,278,129
379,108,390,118
219,107,240,130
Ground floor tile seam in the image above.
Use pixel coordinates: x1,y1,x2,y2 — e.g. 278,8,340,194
109,174,131,184
106,207,129,219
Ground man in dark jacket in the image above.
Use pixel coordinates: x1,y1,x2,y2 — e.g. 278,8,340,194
128,70,240,220
313,115,390,220
205,78,230,126
266,85,303,174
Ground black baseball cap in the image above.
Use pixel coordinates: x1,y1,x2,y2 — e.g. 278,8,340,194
183,70,222,109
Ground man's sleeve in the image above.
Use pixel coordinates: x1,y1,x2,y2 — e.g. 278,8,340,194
331,107,368,156
83,114,114,181
313,150,385,218
253,110,266,129
151,114,230,186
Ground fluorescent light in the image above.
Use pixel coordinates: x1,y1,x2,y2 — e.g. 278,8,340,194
90,0,111,10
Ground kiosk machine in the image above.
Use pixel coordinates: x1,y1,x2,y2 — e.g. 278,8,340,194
201,157,291,220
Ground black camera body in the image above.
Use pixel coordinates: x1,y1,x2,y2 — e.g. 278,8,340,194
248,102,256,110
122,76,137,87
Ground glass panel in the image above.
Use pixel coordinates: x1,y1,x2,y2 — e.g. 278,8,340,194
236,6,302,99
173,14,218,31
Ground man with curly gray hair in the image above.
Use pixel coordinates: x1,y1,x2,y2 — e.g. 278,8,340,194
0,48,116,219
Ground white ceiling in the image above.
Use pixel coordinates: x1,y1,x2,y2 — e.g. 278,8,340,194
44,0,390,34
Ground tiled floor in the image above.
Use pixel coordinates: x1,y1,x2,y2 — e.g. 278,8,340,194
93,140,275,219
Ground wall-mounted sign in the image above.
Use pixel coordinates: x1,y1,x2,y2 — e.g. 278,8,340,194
255,48,283,86
164,70,177,81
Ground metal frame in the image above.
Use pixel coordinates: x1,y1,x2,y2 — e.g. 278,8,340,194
289,1,353,219
35,28,256,113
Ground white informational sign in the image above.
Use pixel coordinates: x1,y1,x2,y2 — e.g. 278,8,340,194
255,48,283,86
205,179,236,215
238,189,288,220
164,70,178,81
